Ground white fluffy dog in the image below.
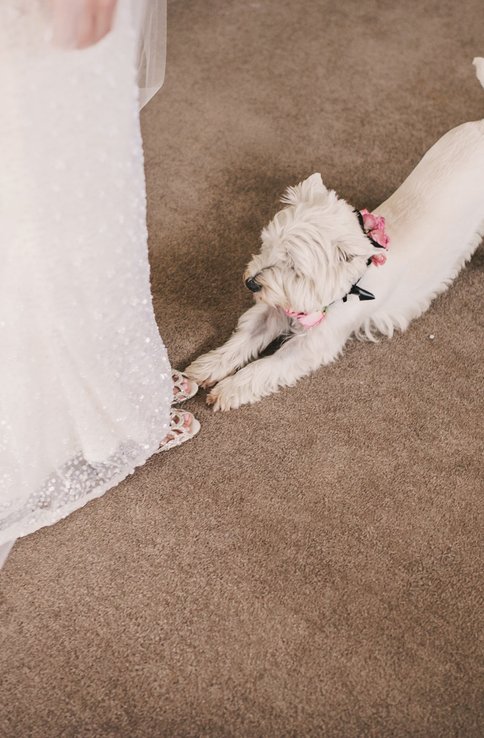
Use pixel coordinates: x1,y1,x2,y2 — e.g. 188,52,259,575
186,59,484,411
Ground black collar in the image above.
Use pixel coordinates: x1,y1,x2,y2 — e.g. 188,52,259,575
341,209,387,303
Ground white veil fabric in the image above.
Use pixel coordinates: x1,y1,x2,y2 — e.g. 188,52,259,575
136,0,167,108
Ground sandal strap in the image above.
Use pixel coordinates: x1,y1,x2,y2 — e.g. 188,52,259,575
172,370,198,404
156,410,200,453
169,409,187,431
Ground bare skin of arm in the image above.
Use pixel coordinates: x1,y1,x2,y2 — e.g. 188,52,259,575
49,0,118,49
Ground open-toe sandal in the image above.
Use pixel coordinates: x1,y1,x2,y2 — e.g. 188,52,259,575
156,409,200,453
172,369,199,405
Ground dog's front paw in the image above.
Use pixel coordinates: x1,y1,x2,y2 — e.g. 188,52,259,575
206,374,259,411
185,350,233,389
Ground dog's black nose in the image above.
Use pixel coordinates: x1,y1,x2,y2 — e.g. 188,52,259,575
245,277,262,293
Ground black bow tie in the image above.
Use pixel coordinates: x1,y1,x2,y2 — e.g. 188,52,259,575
342,283,375,302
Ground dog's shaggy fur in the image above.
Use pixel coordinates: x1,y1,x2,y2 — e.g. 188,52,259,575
186,59,484,411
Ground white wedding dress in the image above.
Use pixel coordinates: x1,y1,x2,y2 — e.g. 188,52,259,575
0,0,171,561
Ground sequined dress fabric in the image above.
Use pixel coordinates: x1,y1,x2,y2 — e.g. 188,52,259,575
0,1,172,544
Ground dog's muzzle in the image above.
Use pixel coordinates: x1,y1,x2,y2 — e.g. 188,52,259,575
245,277,262,293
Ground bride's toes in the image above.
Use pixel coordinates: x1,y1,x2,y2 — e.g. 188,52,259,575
157,410,200,452
171,369,198,404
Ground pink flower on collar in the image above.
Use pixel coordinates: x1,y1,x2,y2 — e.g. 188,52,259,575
284,308,326,329
360,208,379,230
360,209,387,234
370,228,390,248
360,208,390,265
371,252,387,266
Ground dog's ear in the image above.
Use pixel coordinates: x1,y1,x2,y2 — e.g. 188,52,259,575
335,240,356,264
281,172,328,206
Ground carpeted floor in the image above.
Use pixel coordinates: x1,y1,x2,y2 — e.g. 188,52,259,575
1,1,483,736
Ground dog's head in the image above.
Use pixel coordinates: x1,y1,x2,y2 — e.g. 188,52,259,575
244,173,381,313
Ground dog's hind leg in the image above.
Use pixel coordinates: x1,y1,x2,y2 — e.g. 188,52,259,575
185,303,288,389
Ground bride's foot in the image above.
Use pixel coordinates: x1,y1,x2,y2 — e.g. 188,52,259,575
172,369,198,405
156,409,200,453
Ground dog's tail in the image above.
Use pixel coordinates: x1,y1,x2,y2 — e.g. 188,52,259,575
473,57,484,89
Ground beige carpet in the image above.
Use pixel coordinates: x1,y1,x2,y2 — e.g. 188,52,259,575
1,1,483,736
